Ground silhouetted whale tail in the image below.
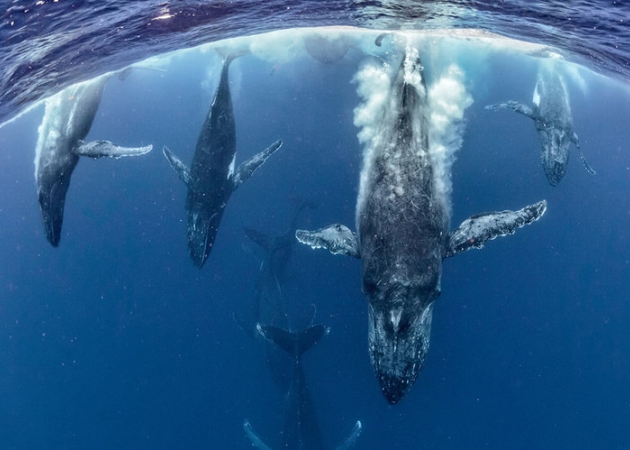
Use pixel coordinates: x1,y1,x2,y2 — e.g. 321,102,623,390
257,324,328,359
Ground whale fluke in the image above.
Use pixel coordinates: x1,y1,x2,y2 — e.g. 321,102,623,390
257,323,328,358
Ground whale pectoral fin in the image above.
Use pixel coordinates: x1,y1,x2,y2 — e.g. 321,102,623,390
295,224,360,258
232,139,283,190
572,132,597,176
162,146,192,186
243,420,274,450
75,140,153,159
334,421,363,450
446,200,547,258
485,101,535,119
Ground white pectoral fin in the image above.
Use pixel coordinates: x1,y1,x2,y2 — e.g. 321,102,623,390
295,224,361,258
572,132,597,176
162,146,192,186
76,140,153,158
446,200,547,258
485,100,535,119
243,420,273,450
232,139,283,189
335,421,362,450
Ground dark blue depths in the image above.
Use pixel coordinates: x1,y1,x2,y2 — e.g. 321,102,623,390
1,47,630,450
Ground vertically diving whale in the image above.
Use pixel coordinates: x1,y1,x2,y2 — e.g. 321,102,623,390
163,53,283,268
244,323,362,450
35,76,153,247
296,46,547,404
486,64,595,186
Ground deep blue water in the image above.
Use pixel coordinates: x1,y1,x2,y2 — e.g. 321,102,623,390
1,4,630,450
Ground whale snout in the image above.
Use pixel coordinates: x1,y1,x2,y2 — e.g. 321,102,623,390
541,131,570,186
38,178,70,247
367,301,434,404
187,208,222,268
543,159,567,186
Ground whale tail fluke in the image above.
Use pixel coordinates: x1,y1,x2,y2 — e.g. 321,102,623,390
215,47,252,68
257,324,328,359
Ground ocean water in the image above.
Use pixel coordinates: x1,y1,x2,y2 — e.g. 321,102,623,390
0,3,630,450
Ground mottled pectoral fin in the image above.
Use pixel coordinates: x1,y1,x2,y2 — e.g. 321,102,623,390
572,132,597,176
162,146,192,186
75,140,152,158
446,200,547,258
335,421,363,450
295,224,360,258
232,139,283,189
485,101,535,120
243,420,273,450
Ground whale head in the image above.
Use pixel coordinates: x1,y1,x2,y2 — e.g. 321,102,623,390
186,203,225,268
539,125,571,186
365,278,439,404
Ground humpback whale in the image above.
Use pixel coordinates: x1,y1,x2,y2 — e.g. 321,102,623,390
244,324,362,450
486,65,595,186
234,201,317,390
163,53,283,268
296,46,547,404
35,76,153,246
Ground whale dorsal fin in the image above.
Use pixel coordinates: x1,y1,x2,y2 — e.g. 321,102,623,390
162,146,192,187
334,420,363,450
232,139,283,190
295,224,360,258
485,100,535,120
243,420,274,450
75,140,152,159
446,200,547,258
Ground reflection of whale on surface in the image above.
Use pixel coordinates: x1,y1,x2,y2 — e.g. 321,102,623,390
296,46,547,404
244,324,362,450
486,65,595,186
35,76,153,247
163,53,283,268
